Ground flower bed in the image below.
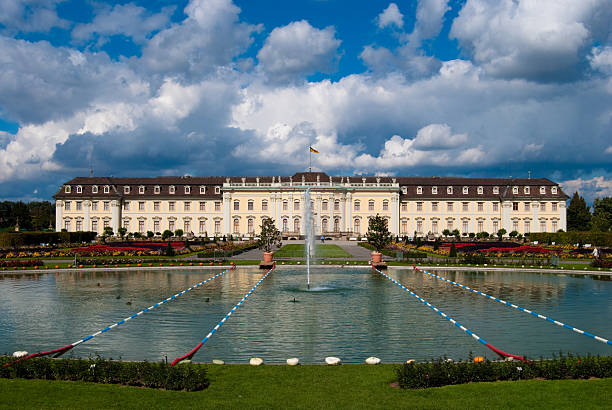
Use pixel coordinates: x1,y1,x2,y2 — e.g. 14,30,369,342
0,259,44,268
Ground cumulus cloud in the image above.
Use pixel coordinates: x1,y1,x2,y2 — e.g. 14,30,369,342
590,46,612,75
412,124,468,150
450,0,612,82
72,3,174,45
0,0,69,34
561,176,612,203
405,0,450,46
257,20,341,83
377,3,404,29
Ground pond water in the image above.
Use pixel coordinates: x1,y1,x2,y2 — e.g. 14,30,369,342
1,267,610,363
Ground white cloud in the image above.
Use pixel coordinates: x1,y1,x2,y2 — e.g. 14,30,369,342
412,124,468,150
72,3,174,45
257,20,341,83
0,0,68,34
605,146,612,154
377,3,404,29
406,0,450,46
451,0,612,81
561,176,612,201
590,46,612,75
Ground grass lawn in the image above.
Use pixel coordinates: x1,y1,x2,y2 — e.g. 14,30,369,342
1,365,610,409
275,244,352,258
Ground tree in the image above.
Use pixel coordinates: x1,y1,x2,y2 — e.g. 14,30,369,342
258,218,282,252
567,192,591,231
497,228,507,240
442,229,451,237
509,230,518,238
147,231,154,239
469,232,475,239
449,242,457,257
174,229,184,238
118,227,127,239
591,197,612,232
101,226,113,242
165,242,175,256
366,214,392,253
451,229,460,241
162,230,173,240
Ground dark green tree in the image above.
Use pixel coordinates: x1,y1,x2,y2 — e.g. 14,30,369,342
366,214,393,253
591,197,612,232
449,242,457,257
174,229,184,238
567,192,591,231
117,227,127,239
162,230,173,240
147,231,154,239
258,218,282,252
497,228,507,240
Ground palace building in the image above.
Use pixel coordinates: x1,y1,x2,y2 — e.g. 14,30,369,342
53,172,568,238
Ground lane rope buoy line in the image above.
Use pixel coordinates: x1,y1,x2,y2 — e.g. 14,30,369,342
4,267,234,368
372,265,527,362
171,264,275,366
413,266,612,346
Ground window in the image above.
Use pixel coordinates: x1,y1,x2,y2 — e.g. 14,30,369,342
139,202,145,211
215,201,221,212
334,200,340,211
92,185,98,193
513,202,519,211
294,200,300,211
524,202,530,211
154,220,160,232
154,186,160,194
524,220,531,233
234,200,240,211
477,202,483,212
65,201,71,210
524,186,530,194
103,220,109,228
540,202,546,211
65,186,71,193
512,186,518,194
233,219,240,234
552,220,558,231
540,220,546,232
382,200,389,211
184,221,190,233
417,186,423,195
139,220,145,233
322,200,328,211
200,186,206,194
295,219,301,233
416,202,423,212
123,201,130,211
200,202,206,211
76,220,82,231
139,186,145,194
493,186,499,194
401,202,408,212
124,186,130,194
493,202,499,212
215,186,221,194
322,219,328,232
354,200,360,211
185,186,191,194
247,218,254,234
169,201,175,211
184,201,190,211
401,220,408,234
92,220,98,231
401,186,407,194
493,220,499,233
76,185,82,193
353,218,360,233
154,201,160,211
432,202,438,212
91,201,98,211
447,186,453,194
463,186,469,194
104,185,110,194
416,220,423,234
432,220,438,234
551,187,558,194
123,220,129,229
168,220,175,232
447,220,453,230
283,201,288,211
447,202,453,211
477,220,483,233
282,219,288,232
333,218,339,232
462,202,469,212
214,220,220,234
262,200,268,211
103,201,110,211
76,201,82,211
169,186,175,194
432,186,438,194
513,220,519,231
462,220,469,233
248,200,254,211
477,186,483,195
540,186,546,194
368,200,374,211
199,220,206,233
551,202,557,211
64,220,70,231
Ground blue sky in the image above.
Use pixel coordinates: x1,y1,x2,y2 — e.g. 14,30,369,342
0,0,611,203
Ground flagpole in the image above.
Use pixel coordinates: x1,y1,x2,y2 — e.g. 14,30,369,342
309,146,311,173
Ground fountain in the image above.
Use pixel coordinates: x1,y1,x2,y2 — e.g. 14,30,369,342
304,187,315,289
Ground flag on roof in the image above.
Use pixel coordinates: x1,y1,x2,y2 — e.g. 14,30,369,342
309,147,319,153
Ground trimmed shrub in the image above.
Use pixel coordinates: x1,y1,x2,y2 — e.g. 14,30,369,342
0,356,209,391
530,232,612,247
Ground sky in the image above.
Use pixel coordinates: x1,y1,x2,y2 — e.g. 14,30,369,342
0,0,611,203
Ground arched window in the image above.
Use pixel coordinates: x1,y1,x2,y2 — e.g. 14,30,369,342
92,185,98,193
462,186,469,194
248,200,254,211
261,200,268,211
354,218,360,233
334,218,340,232
233,200,240,211
354,200,360,211
282,218,288,232
447,186,453,194
247,218,254,233
334,200,340,211
416,186,422,194
477,186,483,195
294,218,300,233
368,200,374,211
294,200,300,211
76,185,82,193
233,218,240,234
283,200,288,211
322,218,328,232
322,200,328,211
382,200,389,211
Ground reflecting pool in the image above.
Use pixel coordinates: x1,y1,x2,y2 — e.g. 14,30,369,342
1,267,610,363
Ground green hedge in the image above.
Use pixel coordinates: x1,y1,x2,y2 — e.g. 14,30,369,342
0,356,209,391
529,232,612,247
197,242,258,258
396,354,612,389
0,231,97,247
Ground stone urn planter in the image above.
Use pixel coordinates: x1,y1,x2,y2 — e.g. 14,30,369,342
263,251,274,263
371,252,382,263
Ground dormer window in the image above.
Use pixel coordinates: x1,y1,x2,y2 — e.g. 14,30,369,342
215,186,220,194
103,185,110,194
493,186,499,194
185,186,191,194
200,186,206,194
551,186,558,194
76,185,82,193
65,185,71,193
401,186,407,195
139,186,145,194
432,186,438,194
524,186,530,194
154,185,160,194
462,186,469,195
92,185,98,193
540,186,546,194
447,186,453,194
477,186,483,195
124,186,130,194
169,185,175,194
512,186,518,194
416,186,423,195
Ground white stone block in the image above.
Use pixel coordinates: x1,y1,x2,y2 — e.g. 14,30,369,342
250,357,263,366
286,358,299,366
212,359,225,365
365,357,381,365
325,356,341,365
